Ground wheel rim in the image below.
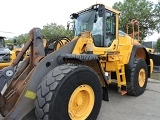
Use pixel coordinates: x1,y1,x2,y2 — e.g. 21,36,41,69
138,68,146,87
68,84,95,120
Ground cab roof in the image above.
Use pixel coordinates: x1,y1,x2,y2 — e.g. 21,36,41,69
91,3,120,14
70,3,120,19
104,4,120,14
0,36,5,38
80,3,120,14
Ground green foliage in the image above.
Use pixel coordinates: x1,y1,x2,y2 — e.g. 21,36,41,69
5,38,13,45
13,23,74,46
14,33,29,47
154,1,160,33
113,0,159,40
156,38,160,52
42,23,74,40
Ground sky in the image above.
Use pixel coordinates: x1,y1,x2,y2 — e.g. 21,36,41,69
0,0,159,41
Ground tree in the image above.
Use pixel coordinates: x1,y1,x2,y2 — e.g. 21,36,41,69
15,33,29,46
5,38,13,45
154,1,160,33
156,38,160,52
113,0,160,40
11,23,74,46
42,23,74,40
5,36,27,47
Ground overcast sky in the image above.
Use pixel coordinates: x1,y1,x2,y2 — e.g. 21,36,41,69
0,0,159,41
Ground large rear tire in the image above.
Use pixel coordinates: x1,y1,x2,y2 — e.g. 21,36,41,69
35,64,102,120
127,58,148,96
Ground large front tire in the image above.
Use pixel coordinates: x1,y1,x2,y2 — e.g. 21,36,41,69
35,64,102,120
127,58,148,96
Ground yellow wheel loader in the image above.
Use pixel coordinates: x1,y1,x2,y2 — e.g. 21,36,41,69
0,36,16,69
0,4,153,120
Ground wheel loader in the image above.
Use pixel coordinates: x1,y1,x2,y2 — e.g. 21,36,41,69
0,4,153,120
0,36,16,69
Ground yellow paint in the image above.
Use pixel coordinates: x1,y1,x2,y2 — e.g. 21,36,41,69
146,48,154,53
0,50,16,69
70,3,152,93
25,91,36,99
68,84,94,120
149,59,154,74
138,68,146,87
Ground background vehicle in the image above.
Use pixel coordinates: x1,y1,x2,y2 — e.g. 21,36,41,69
0,36,16,69
142,41,156,53
0,4,153,120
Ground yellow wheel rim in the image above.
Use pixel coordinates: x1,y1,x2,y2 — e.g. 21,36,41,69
68,84,95,120
138,68,146,87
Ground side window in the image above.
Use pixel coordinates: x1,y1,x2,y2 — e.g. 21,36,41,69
0,38,4,47
91,12,103,47
91,12,103,35
104,11,116,47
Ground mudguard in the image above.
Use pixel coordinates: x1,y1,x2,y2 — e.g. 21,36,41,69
125,45,151,82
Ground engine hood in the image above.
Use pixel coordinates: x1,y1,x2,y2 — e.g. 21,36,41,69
0,47,10,54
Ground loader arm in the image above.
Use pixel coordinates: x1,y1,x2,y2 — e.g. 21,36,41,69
0,28,45,117
0,28,44,92
0,27,78,119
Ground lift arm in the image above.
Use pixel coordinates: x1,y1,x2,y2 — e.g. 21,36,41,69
0,28,44,92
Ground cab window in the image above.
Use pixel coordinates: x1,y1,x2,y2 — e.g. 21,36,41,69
104,11,116,47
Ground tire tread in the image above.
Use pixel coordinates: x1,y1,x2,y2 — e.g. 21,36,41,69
35,64,80,119
127,58,148,96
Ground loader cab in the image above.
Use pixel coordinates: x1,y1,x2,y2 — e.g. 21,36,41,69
70,4,120,48
0,36,6,48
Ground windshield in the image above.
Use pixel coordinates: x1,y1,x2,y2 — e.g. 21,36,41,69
74,10,97,36
0,37,5,47
72,9,104,47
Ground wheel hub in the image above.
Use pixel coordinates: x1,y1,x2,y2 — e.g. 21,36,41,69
75,96,83,106
138,68,146,87
68,84,94,120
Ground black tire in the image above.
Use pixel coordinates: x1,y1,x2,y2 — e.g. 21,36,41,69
34,64,102,120
127,58,148,96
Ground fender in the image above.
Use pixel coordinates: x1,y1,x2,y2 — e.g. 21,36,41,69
125,45,151,82
58,53,109,101
58,54,99,63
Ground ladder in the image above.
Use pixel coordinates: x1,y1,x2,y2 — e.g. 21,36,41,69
115,62,127,95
